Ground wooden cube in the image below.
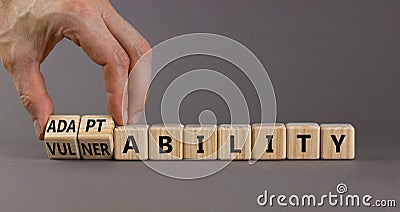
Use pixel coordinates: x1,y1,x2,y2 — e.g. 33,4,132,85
286,123,320,159
184,124,217,160
149,124,183,160
251,123,286,160
114,125,149,160
44,115,81,159
78,115,115,159
218,124,251,160
321,124,355,159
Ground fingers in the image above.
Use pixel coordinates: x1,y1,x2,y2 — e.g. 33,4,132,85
5,60,54,140
101,2,151,70
101,3,151,123
64,15,130,126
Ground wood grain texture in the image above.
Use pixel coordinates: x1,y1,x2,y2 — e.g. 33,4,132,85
218,124,251,160
286,123,320,159
149,124,183,160
184,124,217,160
321,124,355,159
78,115,114,159
252,123,286,160
44,115,81,159
114,125,149,160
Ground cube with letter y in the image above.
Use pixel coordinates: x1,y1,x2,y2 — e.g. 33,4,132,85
149,124,183,160
78,115,115,159
44,115,81,159
321,124,355,159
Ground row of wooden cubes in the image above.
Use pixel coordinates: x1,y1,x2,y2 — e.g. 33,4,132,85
44,115,355,160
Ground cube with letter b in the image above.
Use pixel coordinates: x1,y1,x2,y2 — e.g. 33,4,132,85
44,115,81,159
78,115,115,159
114,125,149,160
321,124,355,159
149,124,183,160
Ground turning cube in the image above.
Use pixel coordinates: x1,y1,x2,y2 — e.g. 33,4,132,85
218,124,251,160
114,125,149,160
149,124,183,160
44,115,81,159
78,115,115,159
286,123,320,159
252,123,286,160
184,124,217,160
321,124,355,159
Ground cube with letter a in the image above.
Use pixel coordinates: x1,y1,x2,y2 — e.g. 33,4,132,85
114,124,149,160
44,115,81,159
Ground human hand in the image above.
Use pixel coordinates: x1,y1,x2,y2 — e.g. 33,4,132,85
0,0,151,140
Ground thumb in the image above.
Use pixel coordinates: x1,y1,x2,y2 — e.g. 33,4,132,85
6,60,54,140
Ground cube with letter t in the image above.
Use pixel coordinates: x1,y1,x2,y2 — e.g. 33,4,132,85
286,123,320,159
78,115,115,159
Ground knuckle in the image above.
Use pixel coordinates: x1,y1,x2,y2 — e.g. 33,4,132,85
63,0,97,18
133,39,151,58
19,93,35,111
134,92,150,114
19,92,51,116
114,48,130,69
136,103,146,114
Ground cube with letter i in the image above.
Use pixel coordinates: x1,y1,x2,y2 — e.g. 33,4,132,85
252,123,286,160
184,124,217,160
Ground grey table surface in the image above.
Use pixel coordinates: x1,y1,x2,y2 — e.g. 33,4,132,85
0,0,399,211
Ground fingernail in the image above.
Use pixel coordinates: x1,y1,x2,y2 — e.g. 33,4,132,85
123,110,128,125
33,119,41,138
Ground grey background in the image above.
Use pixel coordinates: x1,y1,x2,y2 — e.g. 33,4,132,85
0,0,399,211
